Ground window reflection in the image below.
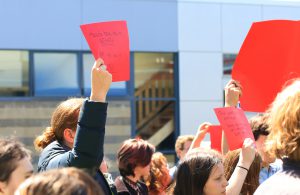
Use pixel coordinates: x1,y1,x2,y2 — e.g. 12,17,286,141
34,53,80,96
0,50,29,96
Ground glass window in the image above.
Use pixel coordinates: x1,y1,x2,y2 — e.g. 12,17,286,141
0,50,29,96
223,54,237,75
134,53,174,98
134,52,176,151
33,53,80,96
83,53,127,96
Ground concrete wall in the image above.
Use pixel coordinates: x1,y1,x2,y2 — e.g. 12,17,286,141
0,100,131,175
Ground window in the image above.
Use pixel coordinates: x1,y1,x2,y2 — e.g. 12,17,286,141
133,52,177,151
33,52,80,96
0,50,29,96
223,54,237,75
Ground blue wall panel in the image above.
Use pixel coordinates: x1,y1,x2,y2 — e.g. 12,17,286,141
82,0,178,52
0,0,80,50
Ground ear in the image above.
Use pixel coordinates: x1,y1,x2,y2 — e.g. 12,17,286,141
176,149,182,159
63,128,75,146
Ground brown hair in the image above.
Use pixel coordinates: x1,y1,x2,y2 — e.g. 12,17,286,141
0,138,31,182
266,79,300,161
175,135,194,154
145,152,171,194
117,139,155,177
249,113,270,141
173,148,223,195
34,98,84,150
224,149,261,195
16,167,104,195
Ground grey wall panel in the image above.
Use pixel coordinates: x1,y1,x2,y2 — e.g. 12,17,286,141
0,0,82,50
178,2,221,52
222,4,262,53
82,0,178,52
263,5,300,20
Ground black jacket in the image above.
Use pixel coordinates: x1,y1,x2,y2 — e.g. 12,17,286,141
37,100,113,195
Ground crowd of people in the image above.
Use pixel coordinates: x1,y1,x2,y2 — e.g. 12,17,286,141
0,58,300,195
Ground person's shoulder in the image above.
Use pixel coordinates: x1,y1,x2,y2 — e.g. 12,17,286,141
270,159,283,170
114,176,129,194
37,141,65,171
169,165,177,175
255,171,300,195
43,141,68,154
138,180,148,189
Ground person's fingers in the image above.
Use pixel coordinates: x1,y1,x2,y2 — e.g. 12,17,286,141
232,88,242,95
94,58,105,69
100,64,107,71
198,122,212,131
225,83,236,90
225,79,236,88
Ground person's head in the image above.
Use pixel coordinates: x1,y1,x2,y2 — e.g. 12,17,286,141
145,152,171,194
15,167,104,195
250,113,275,165
224,149,261,195
0,139,33,195
34,98,84,150
266,79,300,161
175,135,194,161
174,148,227,195
117,139,155,179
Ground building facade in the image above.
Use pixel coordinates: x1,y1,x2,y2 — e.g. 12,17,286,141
1,0,300,170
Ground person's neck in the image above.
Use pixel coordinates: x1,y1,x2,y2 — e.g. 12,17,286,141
126,175,140,183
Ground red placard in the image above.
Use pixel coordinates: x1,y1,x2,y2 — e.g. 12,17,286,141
232,20,300,112
80,20,130,82
209,125,222,153
214,107,254,150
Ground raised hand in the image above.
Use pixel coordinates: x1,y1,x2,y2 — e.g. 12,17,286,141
90,58,112,102
238,138,256,169
224,79,242,107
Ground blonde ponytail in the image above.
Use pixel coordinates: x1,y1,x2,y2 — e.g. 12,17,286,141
34,127,56,151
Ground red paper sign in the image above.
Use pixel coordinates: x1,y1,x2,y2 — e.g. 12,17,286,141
80,21,130,82
209,125,222,153
214,107,254,150
232,20,300,112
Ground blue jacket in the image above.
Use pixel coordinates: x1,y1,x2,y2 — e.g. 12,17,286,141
37,100,112,194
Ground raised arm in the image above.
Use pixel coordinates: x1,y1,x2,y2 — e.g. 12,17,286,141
226,138,256,195
222,80,242,155
187,122,211,154
48,59,112,170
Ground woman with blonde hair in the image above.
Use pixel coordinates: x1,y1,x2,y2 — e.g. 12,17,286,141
15,167,104,195
255,79,300,194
